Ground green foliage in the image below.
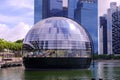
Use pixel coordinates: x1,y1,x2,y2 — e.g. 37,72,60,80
93,54,120,60
15,39,23,43
0,39,22,51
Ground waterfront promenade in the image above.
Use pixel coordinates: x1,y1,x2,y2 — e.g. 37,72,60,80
0,58,22,68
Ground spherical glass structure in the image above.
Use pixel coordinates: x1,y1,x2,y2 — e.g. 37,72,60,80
22,17,93,58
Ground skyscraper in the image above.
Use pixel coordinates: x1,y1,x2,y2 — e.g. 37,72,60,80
34,0,43,24
98,16,107,54
68,0,98,51
107,2,117,55
112,11,120,54
34,0,66,24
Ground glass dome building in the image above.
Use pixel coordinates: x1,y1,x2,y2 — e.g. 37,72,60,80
22,17,93,69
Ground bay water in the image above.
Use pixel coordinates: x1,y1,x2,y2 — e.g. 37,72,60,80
0,61,120,80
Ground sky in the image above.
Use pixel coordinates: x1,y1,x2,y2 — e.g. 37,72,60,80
0,0,68,42
98,0,120,17
1,0,120,42
0,0,34,41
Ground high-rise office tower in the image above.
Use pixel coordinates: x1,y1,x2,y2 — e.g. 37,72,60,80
34,0,43,24
34,0,67,24
98,16,107,55
112,11,120,54
107,2,117,55
68,0,98,51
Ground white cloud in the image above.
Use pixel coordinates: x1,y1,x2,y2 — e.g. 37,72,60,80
0,0,34,26
0,22,32,42
98,0,120,17
0,0,33,42
0,14,33,26
6,0,34,10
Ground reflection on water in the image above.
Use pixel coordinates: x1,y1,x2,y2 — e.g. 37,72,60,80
0,61,120,80
0,67,24,80
24,70,92,80
97,61,120,80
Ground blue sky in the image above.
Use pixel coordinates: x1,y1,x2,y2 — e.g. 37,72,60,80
0,0,34,41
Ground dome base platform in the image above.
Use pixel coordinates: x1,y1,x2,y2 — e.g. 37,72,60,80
23,57,91,70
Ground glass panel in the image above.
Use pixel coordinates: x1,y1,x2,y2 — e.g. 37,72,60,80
23,17,93,58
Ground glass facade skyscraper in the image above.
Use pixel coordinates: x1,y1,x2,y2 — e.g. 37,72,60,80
68,0,98,51
49,0,63,17
99,16,108,54
34,0,67,24
34,0,43,24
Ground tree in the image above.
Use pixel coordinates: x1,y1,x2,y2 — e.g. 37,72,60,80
15,39,23,43
0,39,23,52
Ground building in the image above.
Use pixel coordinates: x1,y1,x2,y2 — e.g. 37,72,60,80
34,0,66,24
34,0,98,52
98,2,120,55
34,0,43,24
68,0,98,52
107,2,117,55
23,17,93,69
112,11,120,54
98,16,107,54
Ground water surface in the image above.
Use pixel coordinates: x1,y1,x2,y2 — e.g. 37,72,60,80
0,61,120,80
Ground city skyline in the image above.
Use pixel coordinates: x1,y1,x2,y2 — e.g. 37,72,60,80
98,1,120,55
0,0,120,53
